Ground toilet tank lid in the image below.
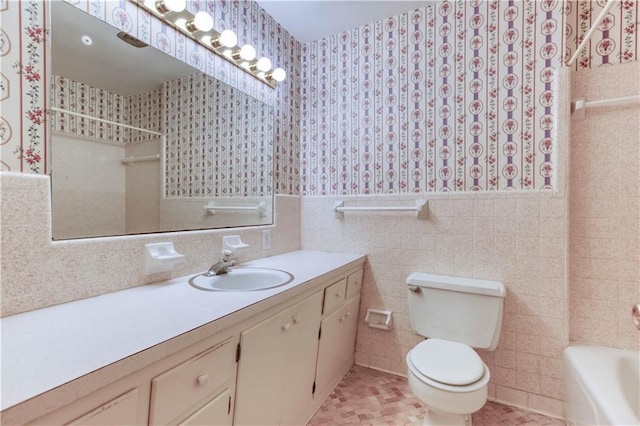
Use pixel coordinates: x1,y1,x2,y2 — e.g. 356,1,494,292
406,272,506,298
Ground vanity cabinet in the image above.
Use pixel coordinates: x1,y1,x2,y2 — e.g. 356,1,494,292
234,291,323,426
315,270,363,400
28,336,238,426
12,256,366,426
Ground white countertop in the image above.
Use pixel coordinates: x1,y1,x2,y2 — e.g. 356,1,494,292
0,250,365,412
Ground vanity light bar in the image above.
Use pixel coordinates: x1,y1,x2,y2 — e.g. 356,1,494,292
135,0,286,88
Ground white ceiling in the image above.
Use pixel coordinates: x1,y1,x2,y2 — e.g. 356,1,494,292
52,1,196,96
255,0,429,43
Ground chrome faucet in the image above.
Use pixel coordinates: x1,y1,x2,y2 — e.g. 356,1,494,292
205,249,234,276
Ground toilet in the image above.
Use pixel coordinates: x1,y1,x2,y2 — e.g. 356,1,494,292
405,272,506,426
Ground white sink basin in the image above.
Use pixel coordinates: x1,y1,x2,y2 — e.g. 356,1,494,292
189,267,294,291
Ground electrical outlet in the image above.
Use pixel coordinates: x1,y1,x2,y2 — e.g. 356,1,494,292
262,229,272,250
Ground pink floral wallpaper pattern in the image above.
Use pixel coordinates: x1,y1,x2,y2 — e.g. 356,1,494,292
164,73,272,197
566,0,639,68
52,74,162,145
1,0,639,194
300,0,566,195
0,0,300,195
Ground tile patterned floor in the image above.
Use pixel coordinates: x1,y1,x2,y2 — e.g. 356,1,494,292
308,365,565,425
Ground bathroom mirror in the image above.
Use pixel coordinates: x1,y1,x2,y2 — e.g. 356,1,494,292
49,1,274,240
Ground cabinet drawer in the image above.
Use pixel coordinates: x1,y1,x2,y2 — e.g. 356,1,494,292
323,278,347,315
150,338,236,425
67,388,139,426
346,269,363,299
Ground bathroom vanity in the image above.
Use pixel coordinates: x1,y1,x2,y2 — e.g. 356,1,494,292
0,251,365,425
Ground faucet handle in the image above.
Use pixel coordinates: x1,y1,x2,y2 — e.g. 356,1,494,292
221,249,233,260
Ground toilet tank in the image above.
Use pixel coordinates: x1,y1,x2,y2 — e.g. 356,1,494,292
406,272,506,350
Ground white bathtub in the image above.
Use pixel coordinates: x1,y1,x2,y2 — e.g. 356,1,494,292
564,345,639,426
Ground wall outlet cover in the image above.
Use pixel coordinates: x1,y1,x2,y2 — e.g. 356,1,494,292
262,229,272,249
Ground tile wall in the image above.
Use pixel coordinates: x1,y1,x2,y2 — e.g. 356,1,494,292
0,172,301,317
302,189,568,417
568,61,640,350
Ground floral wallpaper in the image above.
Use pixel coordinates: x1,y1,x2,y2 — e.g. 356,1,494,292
300,0,566,195
0,0,300,195
566,0,639,68
0,0,47,173
164,73,272,197
1,0,638,193
52,75,162,144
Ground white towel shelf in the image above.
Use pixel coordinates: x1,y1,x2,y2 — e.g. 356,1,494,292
334,199,428,219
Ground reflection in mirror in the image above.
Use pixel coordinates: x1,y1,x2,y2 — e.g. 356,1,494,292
50,2,274,240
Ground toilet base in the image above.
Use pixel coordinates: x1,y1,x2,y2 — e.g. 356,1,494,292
423,409,471,426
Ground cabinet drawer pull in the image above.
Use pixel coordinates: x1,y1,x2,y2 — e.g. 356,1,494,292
196,374,209,387
339,314,345,322
282,323,291,331
292,314,301,324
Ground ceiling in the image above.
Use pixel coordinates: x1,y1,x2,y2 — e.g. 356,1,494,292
52,1,196,96
255,0,430,43
51,1,430,95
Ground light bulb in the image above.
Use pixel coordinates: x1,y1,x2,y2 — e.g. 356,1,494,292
271,67,286,82
218,30,237,48
239,44,256,61
256,57,272,72
155,0,185,13
174,17,187,30
186,11,213,32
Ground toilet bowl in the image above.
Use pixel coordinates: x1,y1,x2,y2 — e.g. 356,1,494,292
404,273,506,426
406,339,489,425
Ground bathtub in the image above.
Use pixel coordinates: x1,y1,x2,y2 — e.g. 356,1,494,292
564,345,639,426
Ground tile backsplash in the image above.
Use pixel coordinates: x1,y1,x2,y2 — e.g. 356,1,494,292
0,172,301,317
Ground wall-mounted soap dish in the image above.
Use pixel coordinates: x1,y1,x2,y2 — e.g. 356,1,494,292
144,242,185,274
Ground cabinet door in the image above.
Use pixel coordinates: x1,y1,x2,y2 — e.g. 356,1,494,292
180,388,231,426
280,292,323,425
234,309,291,426
315,295,361,398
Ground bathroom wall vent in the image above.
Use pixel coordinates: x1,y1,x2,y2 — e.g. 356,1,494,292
117,31,148,48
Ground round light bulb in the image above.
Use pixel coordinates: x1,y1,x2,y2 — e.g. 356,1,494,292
239,44,256,61
256,57,272,72
192,11,213,32
174,17,187,30
156,0,185,13
271,67,286,82
218,29,237,48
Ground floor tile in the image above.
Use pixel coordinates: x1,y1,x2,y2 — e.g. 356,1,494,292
308,365,565,425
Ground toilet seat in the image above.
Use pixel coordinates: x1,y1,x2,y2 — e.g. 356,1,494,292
407,338,489,392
